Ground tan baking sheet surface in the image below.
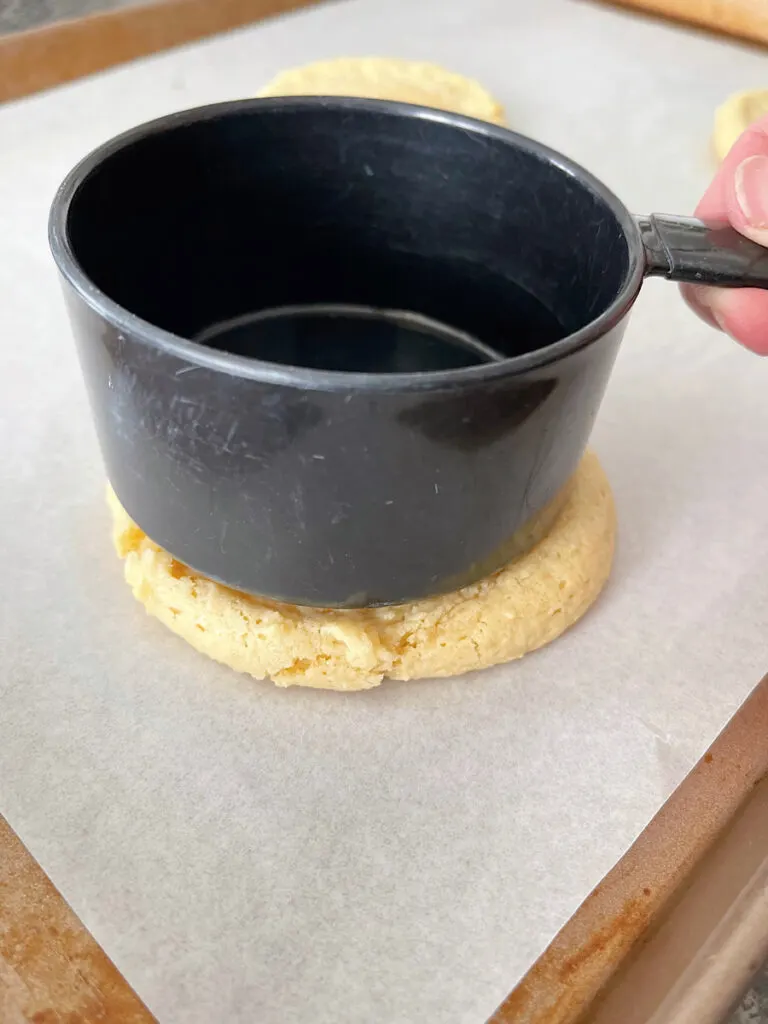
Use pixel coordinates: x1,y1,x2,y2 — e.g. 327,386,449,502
0,0,321,103
2,1,768,1022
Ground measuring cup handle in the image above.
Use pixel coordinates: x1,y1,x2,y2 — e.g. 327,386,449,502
637,213,768,288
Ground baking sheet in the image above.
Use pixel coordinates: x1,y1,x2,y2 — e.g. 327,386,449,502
1,1,768,1022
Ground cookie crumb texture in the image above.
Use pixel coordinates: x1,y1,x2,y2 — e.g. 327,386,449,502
257,57,507,125
107,453,615,692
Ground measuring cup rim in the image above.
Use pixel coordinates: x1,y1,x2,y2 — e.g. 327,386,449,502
49,95,646,391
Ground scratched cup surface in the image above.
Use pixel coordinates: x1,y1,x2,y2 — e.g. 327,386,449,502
50,98,652,606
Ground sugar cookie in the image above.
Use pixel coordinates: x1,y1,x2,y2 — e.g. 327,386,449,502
108,452,615,691
258,56,506,125
713,88,768,161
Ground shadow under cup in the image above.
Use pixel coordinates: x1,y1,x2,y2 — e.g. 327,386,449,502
54,99,639,606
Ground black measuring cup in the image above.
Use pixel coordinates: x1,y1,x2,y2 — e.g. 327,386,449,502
49,98,768,607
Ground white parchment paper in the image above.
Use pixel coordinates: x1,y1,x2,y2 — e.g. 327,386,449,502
2,1,768,1021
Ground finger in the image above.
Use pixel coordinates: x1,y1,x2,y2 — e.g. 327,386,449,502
725,152,768,246
679,283,720,330
682,117,768,351
690,286,768,354
695,117,768,219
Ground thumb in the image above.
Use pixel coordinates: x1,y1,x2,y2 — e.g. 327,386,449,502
681,143,768,354
728,153,768,246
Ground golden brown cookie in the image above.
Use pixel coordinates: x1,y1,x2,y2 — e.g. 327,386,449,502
713,88,768,162
107,452,616,691
257,57,507,125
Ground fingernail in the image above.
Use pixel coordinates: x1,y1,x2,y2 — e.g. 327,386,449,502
735,154,768,227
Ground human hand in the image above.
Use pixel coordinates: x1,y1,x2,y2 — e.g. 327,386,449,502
682,115,768,354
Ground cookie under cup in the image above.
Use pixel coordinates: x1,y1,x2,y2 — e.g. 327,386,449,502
107,452,615,691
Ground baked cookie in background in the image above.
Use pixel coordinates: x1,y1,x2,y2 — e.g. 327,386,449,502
713,88,768,161
257,56,507,125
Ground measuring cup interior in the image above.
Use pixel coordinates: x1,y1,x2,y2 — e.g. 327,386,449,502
63,102,633,372
193,303,506,372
